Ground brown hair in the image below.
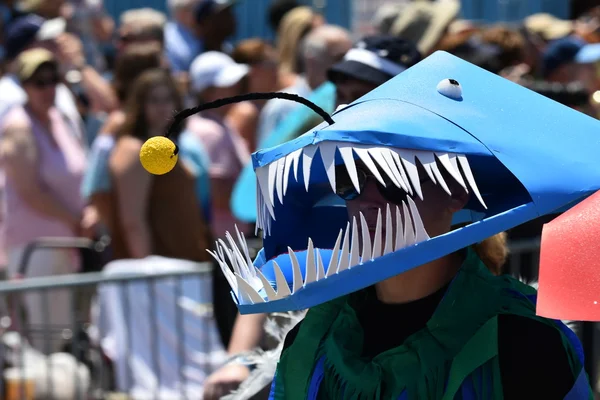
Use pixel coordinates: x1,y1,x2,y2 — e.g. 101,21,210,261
473,233,509,276
113,43,163,103
120,69,183,141
481,24,526,68
232,38,276,65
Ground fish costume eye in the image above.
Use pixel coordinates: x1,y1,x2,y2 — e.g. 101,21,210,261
437,78,463,100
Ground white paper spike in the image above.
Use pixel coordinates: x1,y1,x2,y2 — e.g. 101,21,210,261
207,249,237,293
287,247,303,293
349,216,360,268
337,222,351,273
326,229,344,277
396,150,423,200
381,149,407,191
272,261,292,297
275,157,286,205
255,167,275,219
414,151,436,184
224,232,249,273
318,142,338,193
304,239,317,285
235,274,265,304
406,196,430,241
360,212,372,262
449,155,468,193
372,208,383,259
368,148,402,188
457,154,488,209
255,267,278,300
339,145,361,193
438,153,467,191
290,149,302,182
394,205,405,251
419,152,451,195
266,161,278,208
316,249,326,280
255,189,262,235
383,204,393,255
390,151,413,196
235,225,254,268
402,201,417,245
353,147,386,186
283,153,294,195
218,239,243,276
302,145,318,191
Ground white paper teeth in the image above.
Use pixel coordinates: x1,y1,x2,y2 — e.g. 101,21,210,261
255,142,487,239
383,204,393,255
372,208,383,259
337,222,351,273
359,212,372,262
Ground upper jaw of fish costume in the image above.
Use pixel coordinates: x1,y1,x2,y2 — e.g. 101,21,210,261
209,51,600,314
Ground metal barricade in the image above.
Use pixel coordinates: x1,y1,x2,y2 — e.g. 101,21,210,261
0,239,218,400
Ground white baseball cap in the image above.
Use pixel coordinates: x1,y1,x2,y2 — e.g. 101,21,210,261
190,51,250,93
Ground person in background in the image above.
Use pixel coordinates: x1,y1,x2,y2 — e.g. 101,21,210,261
164,0,202,74
107,69,211,261
186,51,252,240
194,0,237,54
81,43,165,239
276,5,322,76
480,24,527,73
267,0,299,33
116,8,166,56
0,49,90,353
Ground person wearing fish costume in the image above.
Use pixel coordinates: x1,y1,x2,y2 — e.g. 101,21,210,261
139,50,600,399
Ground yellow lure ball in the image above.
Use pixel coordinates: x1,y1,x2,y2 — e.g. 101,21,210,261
139,136,179,175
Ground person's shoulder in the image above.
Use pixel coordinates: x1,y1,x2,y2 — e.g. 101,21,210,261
230,101,258,119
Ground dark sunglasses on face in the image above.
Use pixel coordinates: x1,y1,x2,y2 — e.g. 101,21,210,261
30,76,60,89
335,163,410,204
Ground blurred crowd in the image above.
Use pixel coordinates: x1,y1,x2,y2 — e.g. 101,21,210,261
0,0,599,397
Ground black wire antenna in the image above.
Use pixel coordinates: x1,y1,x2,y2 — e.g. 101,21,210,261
166,92,335,138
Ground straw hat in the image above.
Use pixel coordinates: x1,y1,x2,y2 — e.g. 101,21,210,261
524,13,573,41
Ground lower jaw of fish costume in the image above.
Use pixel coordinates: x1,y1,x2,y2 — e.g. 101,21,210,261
207,139,535,313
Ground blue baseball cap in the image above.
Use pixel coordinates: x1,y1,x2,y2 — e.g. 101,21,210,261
195,0,238,23
541,36,586,77
327,35,421,86
4,15,65,60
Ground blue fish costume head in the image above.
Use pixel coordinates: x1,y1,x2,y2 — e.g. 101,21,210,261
142,51,600,315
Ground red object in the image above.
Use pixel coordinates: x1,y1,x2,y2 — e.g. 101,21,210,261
537,190,600,321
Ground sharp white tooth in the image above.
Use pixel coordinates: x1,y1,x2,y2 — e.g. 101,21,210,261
225,231,248,271
207,249,238,293
255,190,262,236
289,248,303,293
283,152,298,195
338,145,361,193
272,261,292,297
418,152,451,195
390,151,413,195
372,208,382,259
287,247,304,292
360,212,371,262
402,201,417,245
349,216,360,268
255,267,279,300
316,249,326,280
381,149,407,191
449,155,467,193
275,157,286,205
437,153,467,191
218,239,242,276
235,225,254,268
318,142,338,193
368,148,402,188
414,151,437,184
267,161,279,207
304,239,317,285
302,145,318,191
395,150,422,200
326,229,344,277
395,205,405,251
337,221,351,273
353,146,386,186
290,149,302,182
406,196,429,241
457,154,487,209
256,167,276,219
383,204,393,255
235,274,265,304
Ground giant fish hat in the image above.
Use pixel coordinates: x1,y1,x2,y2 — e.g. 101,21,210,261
140,51,600,315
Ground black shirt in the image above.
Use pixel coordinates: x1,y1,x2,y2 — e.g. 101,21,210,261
283,283,576,399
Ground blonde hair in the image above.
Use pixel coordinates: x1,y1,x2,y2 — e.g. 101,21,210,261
120,8,167,32
277,6,315,74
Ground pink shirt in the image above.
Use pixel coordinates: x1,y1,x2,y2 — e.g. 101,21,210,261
2,106,86,249
186,113,250,239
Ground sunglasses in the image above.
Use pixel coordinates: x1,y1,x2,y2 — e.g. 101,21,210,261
335,163,410,204
30,76,59,89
